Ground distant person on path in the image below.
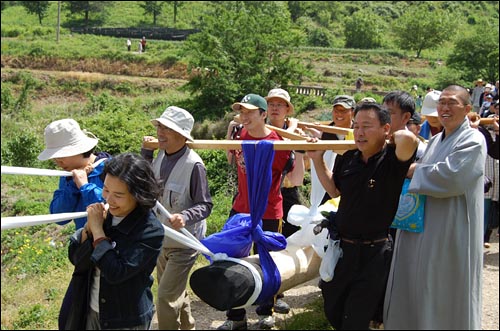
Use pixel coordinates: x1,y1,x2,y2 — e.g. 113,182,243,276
141,106,213,330
384,85,486,330
415,94,423,113
38,118,111,330
64,153,165,329
141,36,147,52
471,78,485,113
138,40,143,53
307,102,418,330
126,38,131,51
355,77,364,93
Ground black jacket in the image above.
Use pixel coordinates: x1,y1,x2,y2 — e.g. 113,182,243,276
65,207,164,329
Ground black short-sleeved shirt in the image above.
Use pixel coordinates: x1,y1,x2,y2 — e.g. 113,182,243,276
333,144,415,239
321,121,344,141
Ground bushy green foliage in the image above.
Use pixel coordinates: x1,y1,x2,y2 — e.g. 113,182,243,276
13,304,50,329
1,224,72,276
1,84,14,110
21,1,50,25
1,131,43,167
81,93,156,155
197,149,232,196
181,1,307,119
206,192,233,236
447,26,500,83
1,26,22,37
344,10,385,49
392,3,456,58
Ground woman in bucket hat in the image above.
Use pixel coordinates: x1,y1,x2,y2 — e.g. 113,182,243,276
38,118,112,230
141,106,213,330
38,118,112,330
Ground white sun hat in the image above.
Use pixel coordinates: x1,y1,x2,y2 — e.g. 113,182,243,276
38,119,98,161
421,90,442,117
265,88,294,115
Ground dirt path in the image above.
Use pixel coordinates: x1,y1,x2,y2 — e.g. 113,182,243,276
154,233,499,330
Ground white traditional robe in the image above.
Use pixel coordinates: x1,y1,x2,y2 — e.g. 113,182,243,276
384,119,486,330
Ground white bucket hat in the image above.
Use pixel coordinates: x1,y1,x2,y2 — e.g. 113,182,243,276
265,88,294,115
151,106,194,141
421,90,442,117
38,119,98,161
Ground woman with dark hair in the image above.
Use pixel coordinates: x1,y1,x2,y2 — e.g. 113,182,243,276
64,153,165,330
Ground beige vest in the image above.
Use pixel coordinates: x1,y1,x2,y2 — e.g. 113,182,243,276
152,149,207,249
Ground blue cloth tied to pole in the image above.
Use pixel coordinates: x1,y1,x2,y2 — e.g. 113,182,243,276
201,140,287,304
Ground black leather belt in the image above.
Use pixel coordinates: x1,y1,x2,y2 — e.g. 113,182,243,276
341,237,388,245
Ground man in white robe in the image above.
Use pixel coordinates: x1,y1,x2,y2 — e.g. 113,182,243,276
384,85,486,330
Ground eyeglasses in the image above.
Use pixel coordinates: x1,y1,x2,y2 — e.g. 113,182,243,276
268,103,288,109
437,100,464,108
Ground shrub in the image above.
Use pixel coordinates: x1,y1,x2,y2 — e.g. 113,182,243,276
1,84,14,111
13,304,50,329
160,54,179,68
197,149,232,196
1,131,43,167
1,27,21,37
206,192,233,235
81,94,155,155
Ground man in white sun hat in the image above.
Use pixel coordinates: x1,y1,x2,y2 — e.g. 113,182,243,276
420,90,443,140
38,118,111,330
141,106,213,330
264,88,306,317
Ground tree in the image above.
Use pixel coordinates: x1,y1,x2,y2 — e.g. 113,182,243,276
182,1,308,119
392,3,455,58
447,27,499,83
163,1,184,25
63,1,109,27
344,9,385,49
21,1,50,25
140,1,164,26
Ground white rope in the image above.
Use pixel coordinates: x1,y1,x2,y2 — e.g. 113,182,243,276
155,202,205,246
1,206,214,257
154,201,214,258
1,166,72,177
1,212,88,230
1,166,214,257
